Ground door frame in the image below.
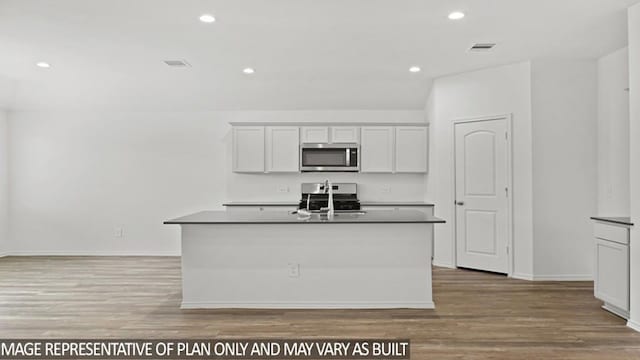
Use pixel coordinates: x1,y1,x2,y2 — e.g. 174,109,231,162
452,114,514,277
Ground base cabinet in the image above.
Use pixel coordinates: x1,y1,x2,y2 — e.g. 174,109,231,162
593,222,630,319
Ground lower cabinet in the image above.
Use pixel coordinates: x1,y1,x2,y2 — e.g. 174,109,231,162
593,222,630,319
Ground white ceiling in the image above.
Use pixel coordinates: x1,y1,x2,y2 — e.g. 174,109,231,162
0,0,637,111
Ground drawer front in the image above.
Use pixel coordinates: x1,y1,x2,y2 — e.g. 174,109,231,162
594,238,629,311
594,222,629,245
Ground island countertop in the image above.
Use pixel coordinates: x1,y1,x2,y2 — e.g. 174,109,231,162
165,210,445,225
222,201,435,207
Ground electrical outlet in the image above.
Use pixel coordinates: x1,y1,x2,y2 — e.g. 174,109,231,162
381,185,391,193
278,186,290,193
114,227,124,238
288,263,300,278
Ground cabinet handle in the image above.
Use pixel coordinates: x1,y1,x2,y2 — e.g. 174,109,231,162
456,201,465,206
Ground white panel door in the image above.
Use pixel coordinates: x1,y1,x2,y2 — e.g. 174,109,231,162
455,119,509,274
331,126,360,143
266,127,299,172
395,126,428,173
301,127,329,143
232,126,265,173
360,127,394,173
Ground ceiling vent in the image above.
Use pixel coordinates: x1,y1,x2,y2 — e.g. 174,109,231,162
163,60,191,67
469,43,496,52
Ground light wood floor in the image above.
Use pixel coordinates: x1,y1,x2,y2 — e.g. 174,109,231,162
1,257,639,359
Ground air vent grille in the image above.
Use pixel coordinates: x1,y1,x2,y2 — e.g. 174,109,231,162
469,43,496,52
163,60,191,67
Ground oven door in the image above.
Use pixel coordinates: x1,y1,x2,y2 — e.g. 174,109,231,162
300,143,359,172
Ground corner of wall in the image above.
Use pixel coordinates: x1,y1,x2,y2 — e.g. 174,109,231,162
0,108,9,257
627,1,640,333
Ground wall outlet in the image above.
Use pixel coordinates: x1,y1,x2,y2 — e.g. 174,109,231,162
381,185,391,193
287,263,300,278
278,186,290,193
114,227,124,238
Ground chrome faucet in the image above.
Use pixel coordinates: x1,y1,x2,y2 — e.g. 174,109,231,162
321,179,335,218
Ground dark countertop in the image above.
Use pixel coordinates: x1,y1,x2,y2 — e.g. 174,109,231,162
223,202,298,206
361,201,435,207
165,210,446,225
590,216,634,226
223,201,435,207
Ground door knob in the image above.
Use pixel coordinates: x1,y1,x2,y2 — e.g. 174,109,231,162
456,201,465,206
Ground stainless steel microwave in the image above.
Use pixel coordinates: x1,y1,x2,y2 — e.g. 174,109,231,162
300,143,360,172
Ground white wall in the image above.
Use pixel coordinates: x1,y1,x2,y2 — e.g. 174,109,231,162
427,59,598,280
627,3,640,333
598,48,630,216
530,60,598,280
426,62,534,276
7,110,427,255
0,110,8,256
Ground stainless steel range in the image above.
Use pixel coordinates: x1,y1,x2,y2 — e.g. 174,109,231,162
298,183,361,212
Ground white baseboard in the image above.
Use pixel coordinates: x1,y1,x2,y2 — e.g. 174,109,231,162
0,252,9,258
602,303,629,320
432,260,455,269
531,274,593,281
511,272,534,281
511,273,592,281
628,319,640,333
6,251,180,257
181,301,436,310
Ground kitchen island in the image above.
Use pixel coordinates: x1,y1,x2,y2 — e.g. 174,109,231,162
165,210,445,309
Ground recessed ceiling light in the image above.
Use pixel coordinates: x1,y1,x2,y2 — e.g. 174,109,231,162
36,62,51,68
243,68,255,74
199,14,216,23
448,11,465,20
409,66,421,73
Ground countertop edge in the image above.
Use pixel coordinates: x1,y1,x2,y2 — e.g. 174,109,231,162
165,220,446,225
223,202,436,207
590,216,634,226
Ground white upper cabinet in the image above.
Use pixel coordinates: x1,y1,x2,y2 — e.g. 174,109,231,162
232,123,428,174
266,126,300,173
331,126,360,143
300,127,329,143
233,127,265,173
395,126,428,173
360,126,394,173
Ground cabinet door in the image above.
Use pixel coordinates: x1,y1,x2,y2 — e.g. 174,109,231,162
395,126,428,173
301,127,329,143
331,126,360,143
232,127,265,173
594,238,629,311
266,127,299,172
360,127,394,173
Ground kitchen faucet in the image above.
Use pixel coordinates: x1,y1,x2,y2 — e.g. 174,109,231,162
321,179,335,218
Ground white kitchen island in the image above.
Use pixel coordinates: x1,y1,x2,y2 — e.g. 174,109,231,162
164,210,445,309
